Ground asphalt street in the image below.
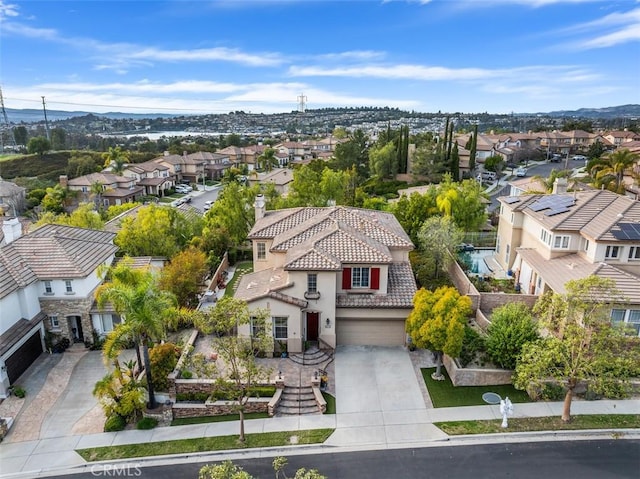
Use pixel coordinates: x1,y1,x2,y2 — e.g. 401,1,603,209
52,440,640,479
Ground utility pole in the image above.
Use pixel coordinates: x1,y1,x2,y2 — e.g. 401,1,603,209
42,96,50,141
0,87,17,151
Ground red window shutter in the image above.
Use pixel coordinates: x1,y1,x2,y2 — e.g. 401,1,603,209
371,268,380,290
342,268,352,290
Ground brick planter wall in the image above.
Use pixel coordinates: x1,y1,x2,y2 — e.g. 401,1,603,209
443,354,514,387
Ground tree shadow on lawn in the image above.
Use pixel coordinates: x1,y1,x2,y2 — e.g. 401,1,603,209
421,367,531,408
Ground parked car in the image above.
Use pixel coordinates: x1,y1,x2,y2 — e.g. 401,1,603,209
516,167,527,177
481,171,497,181
457,243,475,252
203,200,214,211
170,198,185,207
550,154,562,163
183,195,192,203
572,155,587,161
175,185,188,193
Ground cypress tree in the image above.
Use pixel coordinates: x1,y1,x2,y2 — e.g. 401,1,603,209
469,124,478,172
450,143,460,181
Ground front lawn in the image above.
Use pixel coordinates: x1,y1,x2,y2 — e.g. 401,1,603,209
322,391,336,414
421,367,531,408
76,428,335,461
435,415,640,435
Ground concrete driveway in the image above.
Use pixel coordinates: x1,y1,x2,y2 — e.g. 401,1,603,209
326,345,447,447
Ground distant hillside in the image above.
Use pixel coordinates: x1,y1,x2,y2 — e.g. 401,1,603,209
6,108,179,123
542,104,640,119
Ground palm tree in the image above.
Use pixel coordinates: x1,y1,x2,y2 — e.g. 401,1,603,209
90,181,104,210
531,168,570,193
590,148,638,194
96,264,177,409
102,146,129,175
256,148,278,172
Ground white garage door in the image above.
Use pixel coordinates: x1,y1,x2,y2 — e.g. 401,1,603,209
336,319,406,346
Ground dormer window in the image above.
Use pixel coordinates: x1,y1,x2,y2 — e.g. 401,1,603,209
342,267,380,291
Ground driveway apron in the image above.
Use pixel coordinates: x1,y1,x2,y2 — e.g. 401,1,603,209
327,345,447,447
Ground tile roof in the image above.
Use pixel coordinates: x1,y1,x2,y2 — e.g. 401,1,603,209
336,262,416,308
0,224,117,299
234,267,297,303
501,190,640,239
517,248,640,302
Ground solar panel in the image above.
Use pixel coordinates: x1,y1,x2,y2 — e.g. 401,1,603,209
612,222,640,240
503,196,520,204
530,195,575,213
545,207,570,216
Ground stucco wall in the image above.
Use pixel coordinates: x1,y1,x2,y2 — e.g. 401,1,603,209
443,354,514,386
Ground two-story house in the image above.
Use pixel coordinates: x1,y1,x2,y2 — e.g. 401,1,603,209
495,188,640,335
64,172,144,207
234,196,417,353
122,161,172,196
0,220,118,397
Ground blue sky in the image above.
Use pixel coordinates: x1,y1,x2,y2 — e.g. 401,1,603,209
1,0,639,115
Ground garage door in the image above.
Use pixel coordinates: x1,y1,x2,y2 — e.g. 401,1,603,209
336,319,405,346
5,331,43,384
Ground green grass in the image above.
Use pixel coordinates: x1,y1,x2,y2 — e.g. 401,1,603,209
224,261,253,297
322,391,336,414
421,368,531,408
435,414,640,435
76,428,335,462
171,412,269,426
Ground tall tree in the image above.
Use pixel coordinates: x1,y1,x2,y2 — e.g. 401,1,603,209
96,264,178,409
13,125,28,146
514,276,639,422
159,247,208,307
469,125,478,172
369,141,398,179
195,297,271,443
449,143,460,181
416,215,464,278
406,286,472,379
50,127,67,150
256,147,279,172
102,146,129,174
589,148,638,194
27,136,51,157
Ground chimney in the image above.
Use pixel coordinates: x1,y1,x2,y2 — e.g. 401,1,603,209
254,194,265,220
2,217,22,244
59,175,68,188
552,177,568,194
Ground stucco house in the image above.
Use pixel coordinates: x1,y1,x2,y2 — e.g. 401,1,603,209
234,196,417,353
495,188,640,335
64,172,144,207
0,220,118,397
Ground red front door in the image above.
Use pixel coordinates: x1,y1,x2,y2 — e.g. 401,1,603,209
307,312,319,341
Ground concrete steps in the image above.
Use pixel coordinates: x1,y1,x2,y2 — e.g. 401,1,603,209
288,347,333,367
276,386,320,416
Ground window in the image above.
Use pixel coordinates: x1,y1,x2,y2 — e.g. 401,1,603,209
540,229,551,246
352,267,370,288
628,246,640,260
553,235,570,249
510,213,515,223
611,309,640,336
307,273,317,293
98,314,121,333
505,244,510,264
583,239,590,252
256,242,266,260
273,317,288,340
44,281,53,294
64,280,74,294
605,245,620,259
249,317,262,337
50,315,59,329
496,236,500,254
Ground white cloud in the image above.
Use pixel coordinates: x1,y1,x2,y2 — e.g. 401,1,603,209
124,46,285,67
564,7,640,49
0,0,18,18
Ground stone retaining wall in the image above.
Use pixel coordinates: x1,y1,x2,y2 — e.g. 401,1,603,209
172,398,270,419
443,354,514,387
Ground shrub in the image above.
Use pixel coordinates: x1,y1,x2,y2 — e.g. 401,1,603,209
458,325,486,367
176,392,210,402
149,343,181,392
136,417,158,430
11,386,26,398
210,385,276,401
104,415,126,432
541,382,566,401
181,370,193,379
486,303,539,370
